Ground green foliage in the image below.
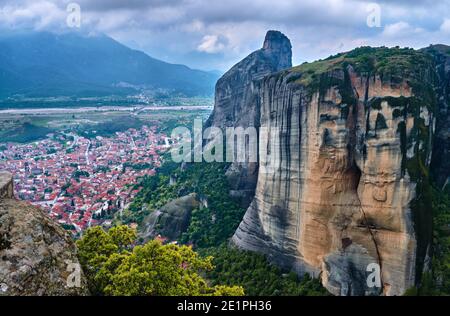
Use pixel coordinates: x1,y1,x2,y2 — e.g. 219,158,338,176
202,246,330,296
291,56,345,86
123,162,152,171
290,46,436,101
211,285,246,296
61,223,76,231
427,188,450,295
122,161,245,248
76,226,124,294
120,158,179,224
77,116,143,139
0,122,53,143
405,188,450,296
96,165,111,173
73,170,90,179
403,287,418,296
112,156,328,297
178,164,245,248
108,225,138,251
76,225,244,296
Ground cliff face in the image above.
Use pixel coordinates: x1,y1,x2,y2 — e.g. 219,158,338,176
206,30,292,129
0,171,89,296
223,42,448,295
206,31,292,207
426,45,450,189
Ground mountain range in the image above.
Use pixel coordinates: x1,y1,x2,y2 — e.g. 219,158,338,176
0,32,219,99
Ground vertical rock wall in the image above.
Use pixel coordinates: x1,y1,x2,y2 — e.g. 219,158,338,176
206,31,292,208
232,66,433,296
205,35,448,296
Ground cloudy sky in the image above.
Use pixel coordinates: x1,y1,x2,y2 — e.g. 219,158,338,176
0,0,449,71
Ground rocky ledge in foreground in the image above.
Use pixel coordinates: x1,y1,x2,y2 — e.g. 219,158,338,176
0,171,88,296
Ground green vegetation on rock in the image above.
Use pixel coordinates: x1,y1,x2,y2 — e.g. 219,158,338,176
405,188,450,295
290,46,436,101
117,157,329,296
122,161,245,248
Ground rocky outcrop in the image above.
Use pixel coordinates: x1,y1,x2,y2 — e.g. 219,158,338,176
0,171,13,199
206,30,292,208
140,193,200,241
216,40,447,295
0,172,89,296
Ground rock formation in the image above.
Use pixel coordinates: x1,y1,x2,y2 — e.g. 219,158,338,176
425,45,450,190
140,193,201,241
206,30,292,208
207,33,450,296
0,171,89,296
0,171,13,200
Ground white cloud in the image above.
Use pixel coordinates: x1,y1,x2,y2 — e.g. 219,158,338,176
381,21,429,42
440,18,450,33
382,21,413,37
0,1,66,30
197,34,227,53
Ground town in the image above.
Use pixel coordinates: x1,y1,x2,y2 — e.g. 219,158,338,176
0,125,170,236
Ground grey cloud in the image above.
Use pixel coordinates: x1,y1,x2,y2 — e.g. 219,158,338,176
76,0,186,12
0,0,449,71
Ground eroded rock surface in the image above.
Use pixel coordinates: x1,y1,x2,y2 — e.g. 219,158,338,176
0,171,13,199
206,30,292,208
140,193,201,241
225,42,446,296
0,172,88,296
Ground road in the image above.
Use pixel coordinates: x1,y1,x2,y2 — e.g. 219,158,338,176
0,105,213,115
85,140,91,166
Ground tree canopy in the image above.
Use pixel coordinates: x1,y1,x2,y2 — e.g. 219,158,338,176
76,225,244,296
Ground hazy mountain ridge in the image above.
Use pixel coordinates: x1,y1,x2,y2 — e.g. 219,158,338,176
0,32,219,99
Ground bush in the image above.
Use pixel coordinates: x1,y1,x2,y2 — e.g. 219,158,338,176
76,226,244,296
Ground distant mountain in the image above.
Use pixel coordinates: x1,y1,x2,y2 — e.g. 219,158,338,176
207,69,224,77
0,32,219,99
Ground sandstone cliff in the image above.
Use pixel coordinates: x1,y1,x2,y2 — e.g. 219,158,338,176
206,30,292,208
214,39,450,295
0,171,89,296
